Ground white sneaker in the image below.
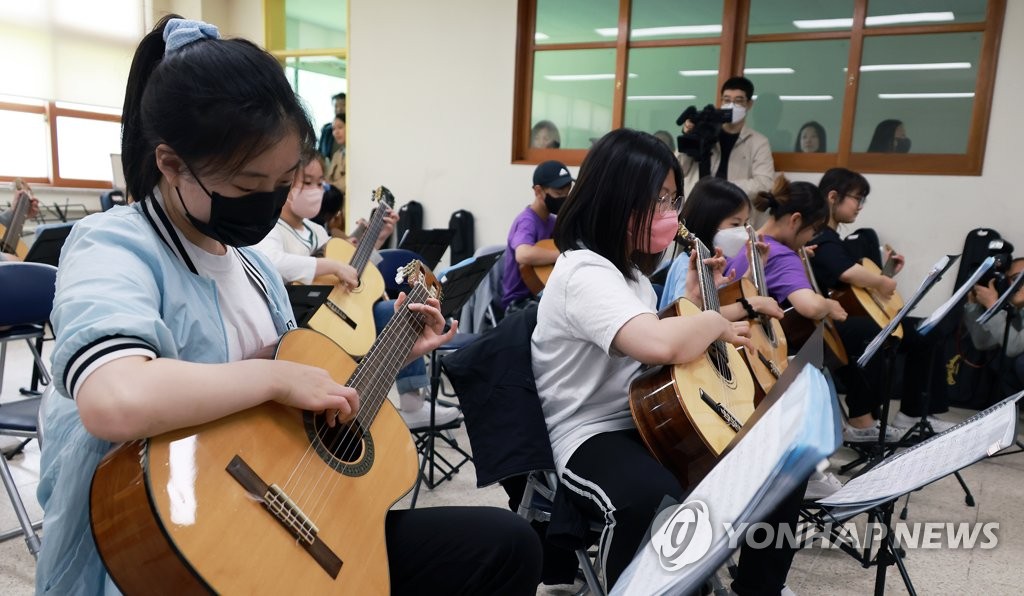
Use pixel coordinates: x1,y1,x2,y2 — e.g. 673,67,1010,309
890,411,957,434
399,400,461,430
804,471,844,500
843,420,901,443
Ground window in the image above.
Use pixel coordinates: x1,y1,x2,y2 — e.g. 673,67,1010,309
513,0,1005,175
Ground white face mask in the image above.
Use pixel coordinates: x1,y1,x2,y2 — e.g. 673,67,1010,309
289,185,323,220
722,103,747,124
713,226,748,258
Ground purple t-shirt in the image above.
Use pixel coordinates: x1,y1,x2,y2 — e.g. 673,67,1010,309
725,235,811,306
502,206,556,308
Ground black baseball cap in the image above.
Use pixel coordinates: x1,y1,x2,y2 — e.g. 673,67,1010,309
533,160,573,189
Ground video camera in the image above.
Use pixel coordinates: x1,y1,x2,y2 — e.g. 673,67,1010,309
675,104,733,163
978,238,1015,294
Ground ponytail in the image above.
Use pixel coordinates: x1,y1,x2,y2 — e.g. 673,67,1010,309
755,176,827,231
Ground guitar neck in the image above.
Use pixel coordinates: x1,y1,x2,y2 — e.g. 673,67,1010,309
349,190,394,275
799,247,825,296
745,226,769,298
1,191,30,254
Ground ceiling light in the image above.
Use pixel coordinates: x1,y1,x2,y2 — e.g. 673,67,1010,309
859,62,971,72
627,95,697,101
793,12,954,30
779,95,834,101
878,92,974,99
596,25,723,37
544,73,638,82
535,32,549,41
744,67,795,75
679,69,719,77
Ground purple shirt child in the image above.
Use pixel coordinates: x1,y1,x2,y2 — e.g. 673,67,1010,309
725,234,811,306
501,206,556,308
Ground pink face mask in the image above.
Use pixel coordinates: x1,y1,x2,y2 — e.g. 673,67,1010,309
644,210,680,253
289,185,323,220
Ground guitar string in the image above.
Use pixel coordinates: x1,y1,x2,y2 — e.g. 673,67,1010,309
696,238,733,416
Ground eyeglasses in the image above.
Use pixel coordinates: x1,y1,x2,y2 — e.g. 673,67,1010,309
656,191,683,212
845,193,867,207
721,96,749,107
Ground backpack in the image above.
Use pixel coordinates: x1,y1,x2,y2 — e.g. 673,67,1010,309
842,227,883,268
394,200,424,248
448,209,475,266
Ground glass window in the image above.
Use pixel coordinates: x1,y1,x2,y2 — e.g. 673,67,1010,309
535,0,617,45
866,0,987,28
744,40,850,153
0,110,49,179
532,49,617,149
629,0,723,41
853,32,982,154
285,56,348,133
749,0,855,35
55,116,121,181
285,0,346,51
624,46,720,142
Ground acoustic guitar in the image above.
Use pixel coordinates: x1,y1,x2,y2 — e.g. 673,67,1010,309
306,186,395,357
830,243,904,339
0,179,31,260
519,238,556,295
780,247,849,368
90,261,438,594
717,225,788,404
629,224,756,489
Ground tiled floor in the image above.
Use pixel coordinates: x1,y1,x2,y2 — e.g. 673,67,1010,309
1,338,1022,595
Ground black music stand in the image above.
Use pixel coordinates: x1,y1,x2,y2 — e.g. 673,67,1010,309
285,285,334,328
398,228,454,272
23,223,73,267
408,251,502,507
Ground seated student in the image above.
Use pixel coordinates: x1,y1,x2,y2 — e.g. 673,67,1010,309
500,160,572,314
254,148,459,429
964,257,1024,393
35,18,542,595
810,167,953,438
311,182,347,238
0,180,41,261
534,128,818,594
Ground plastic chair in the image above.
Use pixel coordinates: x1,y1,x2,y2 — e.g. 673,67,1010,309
375,248,426,296
99,190,126,212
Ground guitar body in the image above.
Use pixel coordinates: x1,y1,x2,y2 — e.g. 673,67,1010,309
629,298,756,488
519,239,555,295
307,238,386,357
833,259,904,339
718,278,788,403
781,307,849,368
90,329,418,594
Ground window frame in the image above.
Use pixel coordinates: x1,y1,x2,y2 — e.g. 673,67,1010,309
513,0,1006,176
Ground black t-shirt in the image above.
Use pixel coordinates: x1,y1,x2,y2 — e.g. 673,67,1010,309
809,227,858,293
715,131,740,179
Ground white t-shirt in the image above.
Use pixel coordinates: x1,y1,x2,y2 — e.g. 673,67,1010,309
531,249,658,473
254,219,331,284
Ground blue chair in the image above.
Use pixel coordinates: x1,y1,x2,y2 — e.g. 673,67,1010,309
376,248,426,296
0,262,57,558
99,190,126,212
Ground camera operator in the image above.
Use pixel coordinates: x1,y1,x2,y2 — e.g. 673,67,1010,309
965,256,1024,393
678,77,775,212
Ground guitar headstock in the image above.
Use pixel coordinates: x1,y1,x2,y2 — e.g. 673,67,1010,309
373,186,396,210
396,260,442,302
675,222,711,257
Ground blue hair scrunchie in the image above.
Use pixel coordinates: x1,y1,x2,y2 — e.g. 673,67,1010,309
163,18,220,55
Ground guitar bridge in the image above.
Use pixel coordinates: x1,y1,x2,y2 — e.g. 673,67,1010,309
325,300,358,330
265,484,319,545
699,389,743,432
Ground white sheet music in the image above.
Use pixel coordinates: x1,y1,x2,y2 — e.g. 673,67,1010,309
918,256,994,335
818,391,1022,516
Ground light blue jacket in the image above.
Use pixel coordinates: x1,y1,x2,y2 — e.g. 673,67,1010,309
658,250,691,311
36,195,295,595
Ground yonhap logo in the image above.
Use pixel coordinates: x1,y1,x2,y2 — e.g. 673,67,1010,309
650,500,714,571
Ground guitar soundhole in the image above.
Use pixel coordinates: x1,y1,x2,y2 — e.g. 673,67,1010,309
303,412,375,477
707,341,734,384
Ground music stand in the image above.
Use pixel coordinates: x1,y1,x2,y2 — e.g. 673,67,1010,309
398,228,454,271
976,270,1024,458
23,223,74,267
409,251,502,507
285,285,333,328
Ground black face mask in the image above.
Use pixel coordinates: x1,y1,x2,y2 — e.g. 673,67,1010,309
544,194,567,215
893,137,912,153
177,174,289,247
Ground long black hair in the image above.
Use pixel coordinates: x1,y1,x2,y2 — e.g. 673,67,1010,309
795,121,827,153
867,119,902,153
754,176,827,233
554,128,682,280
679,177,750,250
121,15,315,202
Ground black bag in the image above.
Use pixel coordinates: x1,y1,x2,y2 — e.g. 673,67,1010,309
448,209,475,266
394,200,423,248
842,227,883,268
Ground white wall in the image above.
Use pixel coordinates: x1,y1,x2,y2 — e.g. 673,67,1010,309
351,0,1024,312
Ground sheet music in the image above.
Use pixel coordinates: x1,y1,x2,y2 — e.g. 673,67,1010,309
612,364,838,595
859,255,955,367
917,256,994,335
818,391,1022,518
977,271,1024,325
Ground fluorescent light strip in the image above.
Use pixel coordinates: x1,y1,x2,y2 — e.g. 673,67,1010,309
878,92,974,99
860,62,971,72
544,73,638,82
744,67,795,75
793,11,954,30
779,95,834,101
679,69,719,77
535,32,549,41
627,95,697,101
596,25,722,37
